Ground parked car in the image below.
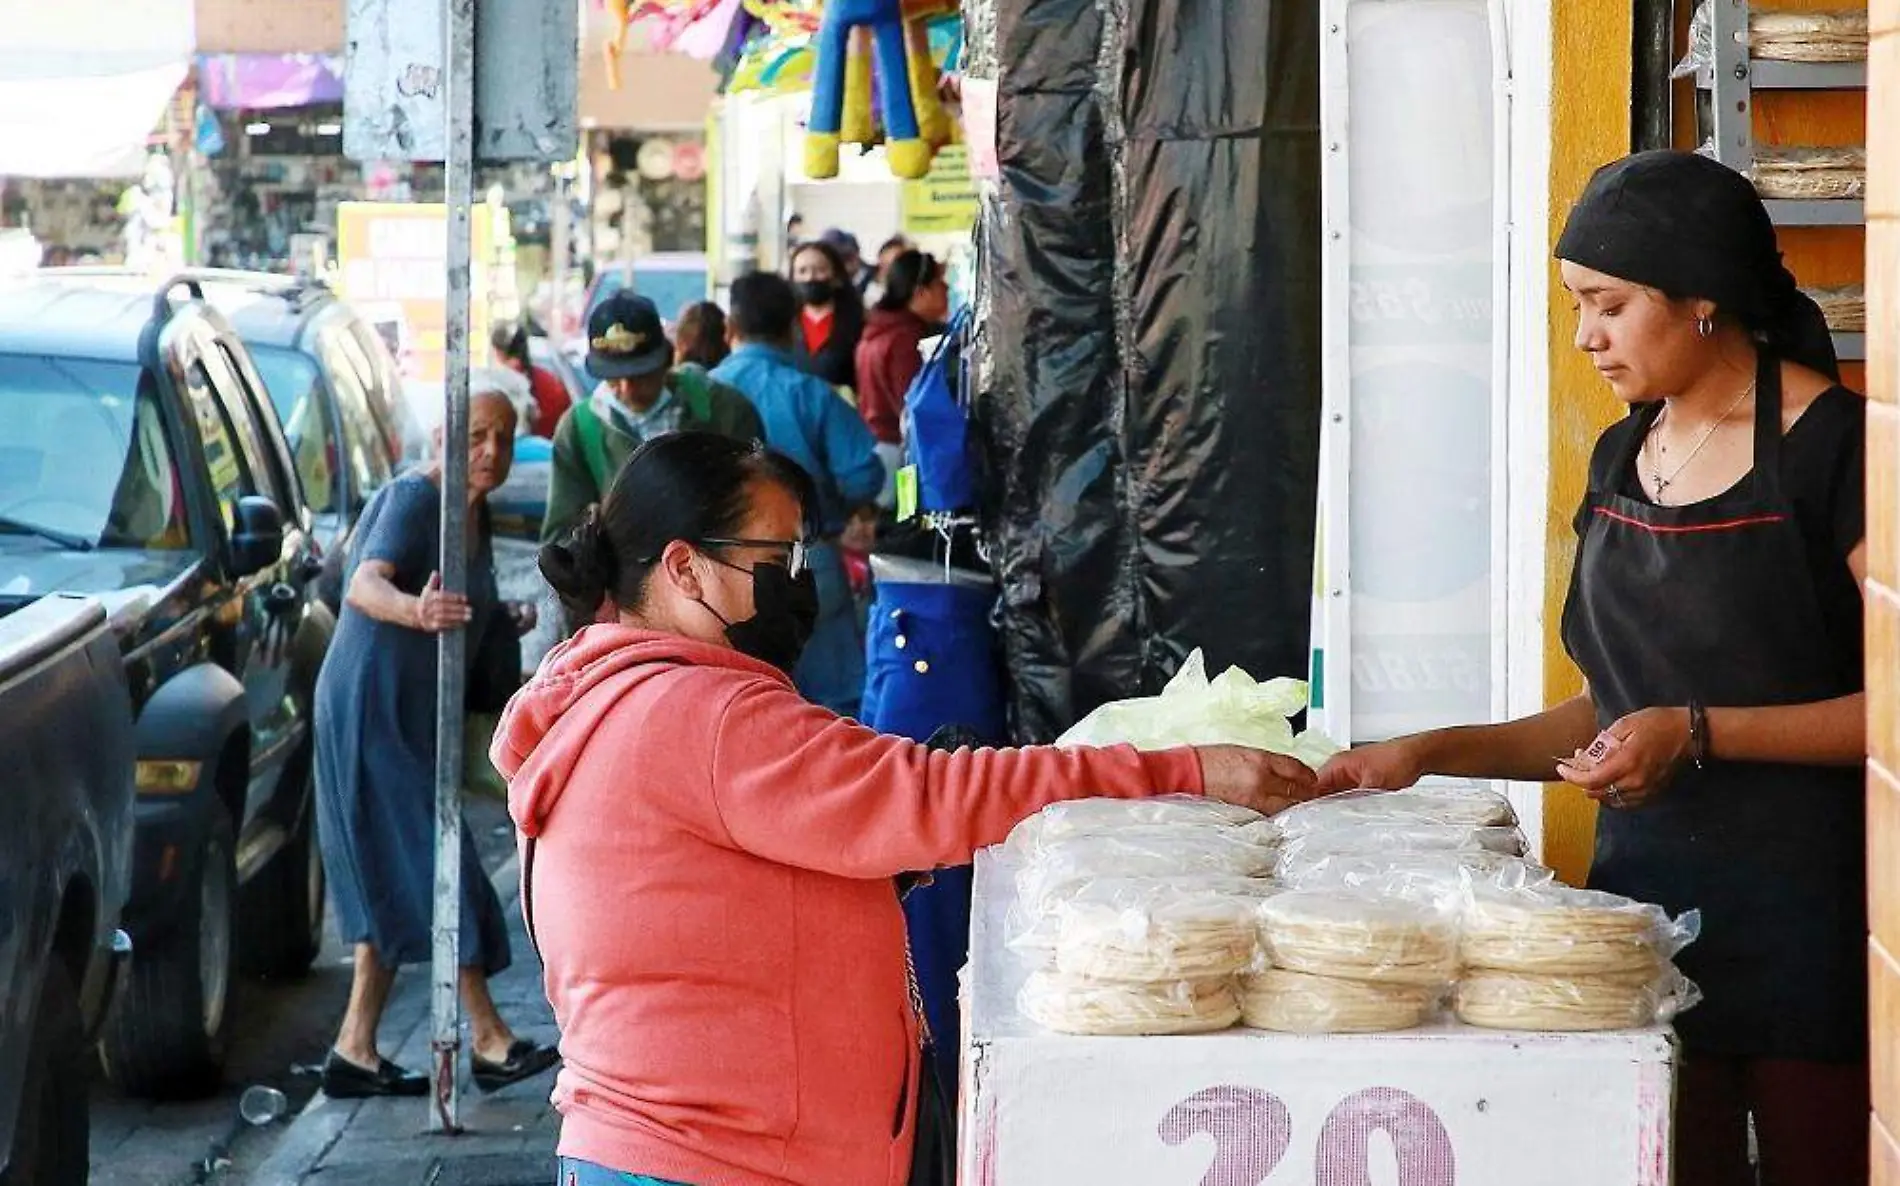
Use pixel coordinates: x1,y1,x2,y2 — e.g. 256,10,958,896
0,275,334,1098
42,268,408,611
0,595,137,1185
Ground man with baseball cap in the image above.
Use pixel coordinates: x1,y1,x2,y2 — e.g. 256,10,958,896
541,291,762,545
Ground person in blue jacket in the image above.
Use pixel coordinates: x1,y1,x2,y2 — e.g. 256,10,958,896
713,271,885,717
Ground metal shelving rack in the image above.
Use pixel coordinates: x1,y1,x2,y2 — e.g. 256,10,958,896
1696,0,1868,360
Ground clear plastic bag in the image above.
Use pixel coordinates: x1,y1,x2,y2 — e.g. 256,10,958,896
1455,966,1701,1032
1052,886,1263,982
1459,881,1701,979
1055,649,1338,768
1279,850,1552,911
1015,830,1279,916
1676,3,1868,77
1006,873,1279,964
1275,823,1526,883
1272,786,1517,838
1019,970,1241,1036
1239,968,1440,1034
1005,794,1269,859
1257,891,1459,987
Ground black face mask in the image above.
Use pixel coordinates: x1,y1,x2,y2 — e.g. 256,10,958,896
698,559,819,673
795,281,835,308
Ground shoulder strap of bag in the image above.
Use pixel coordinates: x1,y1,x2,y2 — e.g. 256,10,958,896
672,365,714,424
572,401,614,493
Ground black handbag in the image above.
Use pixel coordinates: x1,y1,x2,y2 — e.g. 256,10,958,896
907,1057,956,1186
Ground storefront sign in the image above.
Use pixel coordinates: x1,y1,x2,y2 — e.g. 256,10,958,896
335,201,498,382
901,145,978,236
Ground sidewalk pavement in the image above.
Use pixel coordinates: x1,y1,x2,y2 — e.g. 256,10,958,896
253,848,561,1186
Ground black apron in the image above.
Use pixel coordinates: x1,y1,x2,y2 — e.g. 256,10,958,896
1560,357,1866,1062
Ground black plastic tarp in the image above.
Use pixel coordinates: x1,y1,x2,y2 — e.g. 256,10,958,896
966,0,1322,741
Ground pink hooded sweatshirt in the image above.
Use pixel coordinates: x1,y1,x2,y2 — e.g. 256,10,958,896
492,626,1203,1186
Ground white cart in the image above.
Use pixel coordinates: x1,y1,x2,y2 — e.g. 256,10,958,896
958,851,1676,1186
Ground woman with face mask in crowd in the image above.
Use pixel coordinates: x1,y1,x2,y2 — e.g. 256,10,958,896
495,431,1321,1186
788,240,864,390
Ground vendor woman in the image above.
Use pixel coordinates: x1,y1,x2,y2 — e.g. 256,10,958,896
1318,151,1867,1186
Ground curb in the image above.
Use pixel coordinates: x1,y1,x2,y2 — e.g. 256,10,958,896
251,852,524,1186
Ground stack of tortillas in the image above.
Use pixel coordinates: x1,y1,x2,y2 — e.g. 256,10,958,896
1807,284,1865,332
1021,972,1242,1036
1008,799,1277,1036
1750,10,1868,62
1750,146,1867,201
1240,969,1439,1035
1455,884,1695,1031
1243,892,1455,1033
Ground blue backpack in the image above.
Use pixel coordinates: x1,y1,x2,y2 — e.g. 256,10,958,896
901,307,978,514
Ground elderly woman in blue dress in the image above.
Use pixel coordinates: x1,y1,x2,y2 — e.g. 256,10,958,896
313,387,558,1098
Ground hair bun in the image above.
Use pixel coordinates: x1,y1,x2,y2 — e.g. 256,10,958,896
539,507,617,615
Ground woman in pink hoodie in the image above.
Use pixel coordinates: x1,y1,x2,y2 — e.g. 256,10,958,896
492,432,1317,1186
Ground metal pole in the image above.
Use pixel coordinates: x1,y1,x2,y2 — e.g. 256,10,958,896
430,0,476,1136
550,169,570,340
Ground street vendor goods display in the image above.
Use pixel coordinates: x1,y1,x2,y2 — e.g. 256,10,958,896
998,661,1699,1039
1679,4,1869,73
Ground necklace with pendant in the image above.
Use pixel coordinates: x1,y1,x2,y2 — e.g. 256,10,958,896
1646,381,1755,502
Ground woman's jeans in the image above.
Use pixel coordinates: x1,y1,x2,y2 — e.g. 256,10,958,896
555,1158,688,1186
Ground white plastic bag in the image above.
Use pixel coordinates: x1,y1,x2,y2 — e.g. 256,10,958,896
1015,829,1278,916
1272,785,1517,838
1005,794,1268,859
1055,649,1338,768
1052,884,1263,982
1257,891,1459,987
1019,971,1241,1036
1459,880,1701,978
1239,968,1441,1034
1279,849,1552,911
1455,966,1701,1032
1006,873,1278,964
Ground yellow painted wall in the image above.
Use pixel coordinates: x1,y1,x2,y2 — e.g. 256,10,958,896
1541,0,1635,885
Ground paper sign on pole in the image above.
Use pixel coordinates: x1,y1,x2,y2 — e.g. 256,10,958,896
343,0,579,164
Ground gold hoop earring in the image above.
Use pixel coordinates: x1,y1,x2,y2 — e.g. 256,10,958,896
1696,316,1714,339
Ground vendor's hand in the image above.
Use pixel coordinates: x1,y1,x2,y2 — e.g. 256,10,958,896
506,599,539,637
412,572,473,633
1195,745,1321,817
1554,707,1690,810
1316,738,1427,795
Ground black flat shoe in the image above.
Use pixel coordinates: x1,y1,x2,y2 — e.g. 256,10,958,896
321,1050,429,1099
471,1039,560,1094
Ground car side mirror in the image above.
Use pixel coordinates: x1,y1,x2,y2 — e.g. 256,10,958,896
230,496,286,577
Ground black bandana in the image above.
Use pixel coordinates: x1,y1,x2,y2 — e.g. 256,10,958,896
1555,151,1838,380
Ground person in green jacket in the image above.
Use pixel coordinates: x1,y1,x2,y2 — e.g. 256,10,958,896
542,291,762,545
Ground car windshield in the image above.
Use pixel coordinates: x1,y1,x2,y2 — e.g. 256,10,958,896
0,355,190,550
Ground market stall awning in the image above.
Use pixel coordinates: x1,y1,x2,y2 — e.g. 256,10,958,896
0,0,193,178
199,53,345,110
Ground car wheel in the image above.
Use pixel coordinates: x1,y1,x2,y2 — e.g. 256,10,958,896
238,760,325,979
100,801,236,1100
0,962,88,1186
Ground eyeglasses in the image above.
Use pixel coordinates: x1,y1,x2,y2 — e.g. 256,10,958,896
697,537,811,578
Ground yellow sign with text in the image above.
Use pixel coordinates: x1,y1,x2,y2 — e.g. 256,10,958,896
336,202,507,383
901,146,978,236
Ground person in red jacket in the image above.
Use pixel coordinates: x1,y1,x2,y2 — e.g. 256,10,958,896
495,431,1317,1186
854,250,949,454
491,321,572,437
